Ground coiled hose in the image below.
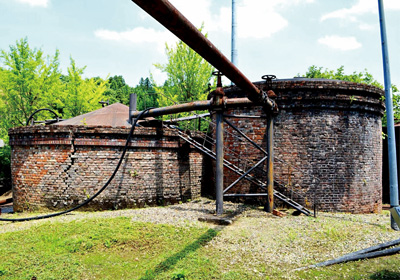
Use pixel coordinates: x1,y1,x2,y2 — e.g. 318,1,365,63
0,108,151,222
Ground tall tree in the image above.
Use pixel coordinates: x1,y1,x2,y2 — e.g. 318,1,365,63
0,38,63,127
153,27,215,109
135,77,158,110
103,75,133,105
61,58,107,118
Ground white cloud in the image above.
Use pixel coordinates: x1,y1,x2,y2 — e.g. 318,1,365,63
235,0,288,39
96,0,313,49
94,27,178,53
15,0,49,7
321,0,400,22
358,23,375,30
318,35,362,51
169,0,308,39
169,0,213,29
321,0,374,21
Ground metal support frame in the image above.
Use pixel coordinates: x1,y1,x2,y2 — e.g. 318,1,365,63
223,156,268,194
224,118,267,155
266,114,274,213
223,117,273,204
129,0,318,217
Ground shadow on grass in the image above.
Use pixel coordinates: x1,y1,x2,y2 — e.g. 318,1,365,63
369,270,400,280
139,228,219,280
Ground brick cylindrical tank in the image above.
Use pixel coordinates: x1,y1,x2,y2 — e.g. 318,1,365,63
9,103,203,212
219,78,385,213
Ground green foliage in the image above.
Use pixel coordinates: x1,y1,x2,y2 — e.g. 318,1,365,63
302,65,399,126
0,37,63,127
0,145,10,180
0,38,109,181
0,38,108,123
303,65,383,87
103,75,133,105
153,26,214,114
102,75,158,110
61,58,107,118
135,77,159,110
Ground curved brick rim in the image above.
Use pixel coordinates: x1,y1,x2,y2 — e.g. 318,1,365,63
9,125,183,148
224,78,385,116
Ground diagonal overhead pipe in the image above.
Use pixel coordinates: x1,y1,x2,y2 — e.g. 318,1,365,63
130,97,253,119
131,0,274,109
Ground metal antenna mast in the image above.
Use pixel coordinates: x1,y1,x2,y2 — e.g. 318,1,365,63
231,0,238,67
378,0,399,230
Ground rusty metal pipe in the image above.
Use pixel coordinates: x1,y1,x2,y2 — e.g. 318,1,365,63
215,110,224,215
131,0,274,108
265,114,274,213
131,98,253,119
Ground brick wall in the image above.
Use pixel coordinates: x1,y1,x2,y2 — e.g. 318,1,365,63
9,125,203,211
220,79,385,213
9,79,386,214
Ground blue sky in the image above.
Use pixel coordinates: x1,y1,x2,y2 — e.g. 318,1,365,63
1,0,399,88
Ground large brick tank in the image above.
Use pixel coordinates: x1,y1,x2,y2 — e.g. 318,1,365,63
220,78,385,213
9,104,203,211
10,79,385,214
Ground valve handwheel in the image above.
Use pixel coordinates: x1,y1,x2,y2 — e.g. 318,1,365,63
261,75,276,81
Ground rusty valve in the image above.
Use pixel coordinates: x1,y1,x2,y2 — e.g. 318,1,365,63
262,74,277,99
211,71,225,107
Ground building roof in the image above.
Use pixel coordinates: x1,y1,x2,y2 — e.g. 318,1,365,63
54,103,130,127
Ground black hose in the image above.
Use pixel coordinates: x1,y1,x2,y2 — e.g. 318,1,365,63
26,108,61,126
296,237,400,270
0,109,151,222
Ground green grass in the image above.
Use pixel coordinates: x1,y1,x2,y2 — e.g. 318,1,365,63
0,211,400,279
0,217,222,279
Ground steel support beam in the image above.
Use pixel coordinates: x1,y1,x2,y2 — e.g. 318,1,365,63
266,114,274,213
215,111,224,215
224,193,269,197
128,93,137,124
223,156,268,194
224,118,268,155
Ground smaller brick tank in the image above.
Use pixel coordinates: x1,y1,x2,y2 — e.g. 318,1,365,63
9,104,203,212
220,78,385,213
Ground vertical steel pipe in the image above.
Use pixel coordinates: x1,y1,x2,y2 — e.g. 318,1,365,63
231,0,238,67
215,111,224,215
266,114,274,213
130,0,273,108
129,93,137,124
378,0,399,230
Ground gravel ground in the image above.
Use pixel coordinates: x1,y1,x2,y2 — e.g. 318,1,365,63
0,198,246,233
1,198,399,278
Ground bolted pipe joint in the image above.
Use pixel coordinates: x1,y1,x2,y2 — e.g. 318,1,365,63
259,91,278,112
210,87,226,107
